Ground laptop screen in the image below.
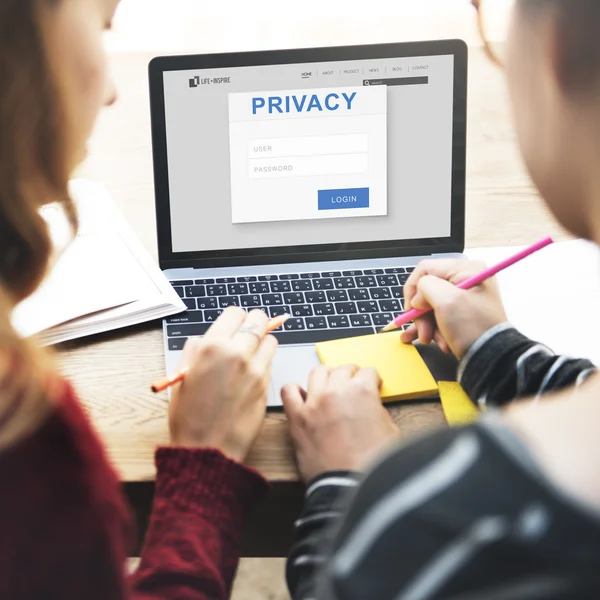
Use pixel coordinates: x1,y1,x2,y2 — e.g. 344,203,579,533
152,43,465,266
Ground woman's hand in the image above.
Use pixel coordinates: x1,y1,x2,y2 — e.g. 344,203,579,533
282,365,399,482
400,259,508,359
169,307,278,462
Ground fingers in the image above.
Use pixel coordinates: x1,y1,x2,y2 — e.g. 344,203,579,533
404,259,486,309
307,365,331,399
328,364,360,387
231,309,270,358
416,275,463,311
204,306,247,340
178,336,203,373
353,367,382,390
434,330,451,354
281,383,305,418
400,324,418,345
250,333,279,374
415,314,436,345
400,322,450,353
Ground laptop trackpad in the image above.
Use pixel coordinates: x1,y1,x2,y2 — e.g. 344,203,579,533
268,345,321,407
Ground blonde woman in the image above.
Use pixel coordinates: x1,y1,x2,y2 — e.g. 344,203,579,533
0,1,279,598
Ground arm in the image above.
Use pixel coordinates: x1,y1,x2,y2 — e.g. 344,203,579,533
287,423,598,600
287,472,361,600
130,307,277,599
286,430,472,600
129,448,268,600
0,382,133,600
458,322,596,408
280,366,400,600
400,258,596,405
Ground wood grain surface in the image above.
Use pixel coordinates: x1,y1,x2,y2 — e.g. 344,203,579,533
59,46,568,483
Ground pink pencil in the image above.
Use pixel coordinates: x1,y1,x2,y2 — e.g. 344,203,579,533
379,236,554,333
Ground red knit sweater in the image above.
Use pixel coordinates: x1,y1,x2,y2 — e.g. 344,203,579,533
0,379,269,599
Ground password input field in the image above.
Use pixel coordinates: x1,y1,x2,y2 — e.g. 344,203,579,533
248,133,368,159
249,153,369,179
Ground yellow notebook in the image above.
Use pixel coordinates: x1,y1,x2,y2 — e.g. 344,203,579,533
438,381,479,426
315,333,438,403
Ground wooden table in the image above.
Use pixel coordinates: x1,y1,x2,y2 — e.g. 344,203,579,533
58,46,568,556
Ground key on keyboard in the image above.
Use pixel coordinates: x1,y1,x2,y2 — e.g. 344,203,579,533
197,297,217,309
185,285,205,297
306,291,326,303
228,283,248,295
292,305,313,317
219,296,239,308
292,280,312,292
168,311,206,324
271,281,291,293
269,305,290,318
370,288,391,300
314,303,334,315
206,285,226,296
335,302,357,315
313,279,334,290
241,295,261,307
356,276,377,288
283,292,304,305
250,282,269,294
284,318,305,331
263,294,283,306
349,289,369,301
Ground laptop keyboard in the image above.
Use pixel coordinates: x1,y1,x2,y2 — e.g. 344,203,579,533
165,266,415,350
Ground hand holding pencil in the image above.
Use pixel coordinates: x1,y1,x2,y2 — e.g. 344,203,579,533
152,312,289,393
163,307,283,462
398,238,552,358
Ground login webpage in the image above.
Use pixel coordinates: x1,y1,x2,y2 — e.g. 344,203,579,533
163,54,454,253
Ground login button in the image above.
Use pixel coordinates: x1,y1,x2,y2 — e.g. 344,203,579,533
318,187,370,211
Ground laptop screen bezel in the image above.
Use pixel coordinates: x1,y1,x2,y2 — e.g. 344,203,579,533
149,39,468,270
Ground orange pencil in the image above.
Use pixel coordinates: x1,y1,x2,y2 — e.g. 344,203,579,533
151,313,291,393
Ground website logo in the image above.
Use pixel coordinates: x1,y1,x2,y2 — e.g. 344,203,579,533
189,76,200,88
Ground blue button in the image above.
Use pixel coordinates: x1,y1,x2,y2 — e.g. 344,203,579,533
318,187,370,211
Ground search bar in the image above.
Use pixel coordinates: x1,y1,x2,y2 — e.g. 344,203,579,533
363,77,429,87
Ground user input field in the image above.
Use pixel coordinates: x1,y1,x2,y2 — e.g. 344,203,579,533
248,133,368,159
249,153,369,179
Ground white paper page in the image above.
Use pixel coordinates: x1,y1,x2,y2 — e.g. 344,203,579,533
467,239,600,366
52,181,185,331
11,183,147,337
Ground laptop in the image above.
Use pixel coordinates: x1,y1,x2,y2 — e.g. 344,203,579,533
149,40,468,406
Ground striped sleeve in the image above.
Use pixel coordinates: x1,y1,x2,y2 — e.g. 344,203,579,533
287,472,361,600
458,323,596,408
287,425,600,600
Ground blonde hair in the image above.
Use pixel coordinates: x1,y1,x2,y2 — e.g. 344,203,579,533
0,0,77,449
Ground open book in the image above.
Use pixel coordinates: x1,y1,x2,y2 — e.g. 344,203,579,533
12,180,186,345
